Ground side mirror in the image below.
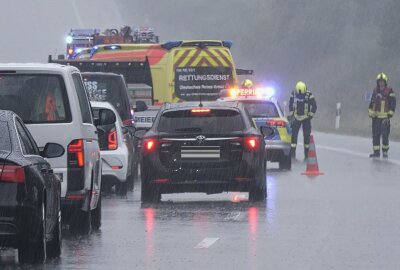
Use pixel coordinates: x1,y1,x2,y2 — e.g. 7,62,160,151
122,127,130,135
124,126,136,135
260,126,274,138
134,129,147,139
97,109,116,126
41,143,65,158
136,101,148,112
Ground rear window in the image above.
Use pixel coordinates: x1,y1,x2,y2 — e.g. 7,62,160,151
0,74,71,124
0,121,11,152
157,109,244,134
82,75,131,121
241,101,279,118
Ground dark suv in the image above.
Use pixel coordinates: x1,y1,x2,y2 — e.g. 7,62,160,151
138,102,272,203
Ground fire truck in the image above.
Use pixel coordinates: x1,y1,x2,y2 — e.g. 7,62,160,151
64,26,159,59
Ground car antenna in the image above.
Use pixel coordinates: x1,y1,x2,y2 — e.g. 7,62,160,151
199,94,203,107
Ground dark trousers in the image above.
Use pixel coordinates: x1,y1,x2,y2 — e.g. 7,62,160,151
291,118,312,151
372,118,391,152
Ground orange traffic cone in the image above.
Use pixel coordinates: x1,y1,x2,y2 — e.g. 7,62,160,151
302,134,324,176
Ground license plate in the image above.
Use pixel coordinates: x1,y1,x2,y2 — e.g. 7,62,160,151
181,146,220,159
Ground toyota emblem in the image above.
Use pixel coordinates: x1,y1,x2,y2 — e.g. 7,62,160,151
196,135,206,144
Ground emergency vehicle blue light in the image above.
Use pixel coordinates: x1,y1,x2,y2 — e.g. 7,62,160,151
66,35,73,44
257,87,275,99
161,41,183,50
90,46,99,57
75,48,83,54
265,87,275,97
222,40,233,49
105,45,121,50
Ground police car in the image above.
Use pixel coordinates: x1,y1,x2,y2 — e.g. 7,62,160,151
219,87,292,170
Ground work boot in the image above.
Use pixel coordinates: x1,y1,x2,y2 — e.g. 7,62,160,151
382,152,388,158
369,151,380,158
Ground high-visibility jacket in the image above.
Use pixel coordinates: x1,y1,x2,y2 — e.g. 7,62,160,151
369,87,396,118
289,91,317,121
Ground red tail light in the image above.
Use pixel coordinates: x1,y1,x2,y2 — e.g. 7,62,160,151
266,119,286,127
244,137,260,151
108,130,118,150
143,139,157,153
151,178,170,184
191,108,211,115
68,139,84,167
0,165,25,184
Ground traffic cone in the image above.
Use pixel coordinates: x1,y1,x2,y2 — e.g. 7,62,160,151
302,134,324,176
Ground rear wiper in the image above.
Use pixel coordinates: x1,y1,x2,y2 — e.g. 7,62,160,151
174,127,202,133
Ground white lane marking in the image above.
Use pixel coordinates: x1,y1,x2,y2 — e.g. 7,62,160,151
317,144,400,166
195,238,219,249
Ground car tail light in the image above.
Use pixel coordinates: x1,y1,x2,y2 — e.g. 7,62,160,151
151,178,170,184
143,139,157,153
191,108,211,115
68,139,84,167
244,137,260,151
266,119,286,127
108,130,118,150
0,165,25,184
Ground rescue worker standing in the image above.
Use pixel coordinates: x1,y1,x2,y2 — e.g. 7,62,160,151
368,73,396,158
289,81,317,159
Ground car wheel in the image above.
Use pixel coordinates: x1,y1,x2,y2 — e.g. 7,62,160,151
71,209,92,234
46,202,62,258
116,181,128,196
249,185,266,202
279,155,292,170
249,163,267,202
19,200,47,264
141,182,161,203
91,194,102,230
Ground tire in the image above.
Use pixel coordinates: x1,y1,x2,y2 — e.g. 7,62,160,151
141,182,161,203
116,181,128,196
19,201,47,264
279,155,292,170
91,194,102,230
249,185,266,202
249,162,267,202
71,209,91,235
46,202,62,258
127,172,134,192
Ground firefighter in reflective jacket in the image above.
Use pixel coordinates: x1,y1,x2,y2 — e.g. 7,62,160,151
289,81,317,159
368,73,396,158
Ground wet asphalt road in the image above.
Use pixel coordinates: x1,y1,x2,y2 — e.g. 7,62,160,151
1,132,400,269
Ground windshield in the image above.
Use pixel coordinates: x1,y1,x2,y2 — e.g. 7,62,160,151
0,121,11,152
241,100,279,118
82,74,131,121
157,109,244,134
0,74,71,124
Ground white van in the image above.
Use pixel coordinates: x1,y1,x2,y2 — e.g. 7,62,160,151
0,64,103,232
